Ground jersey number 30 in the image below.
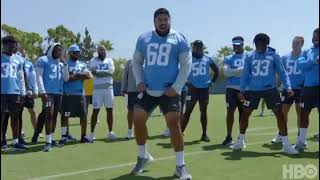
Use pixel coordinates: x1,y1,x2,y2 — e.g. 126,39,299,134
147,43,171,66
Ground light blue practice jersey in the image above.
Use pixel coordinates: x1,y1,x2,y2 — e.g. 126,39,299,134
297,46,319,87
135,30,190,91
63,60,88,95
188,55,215,88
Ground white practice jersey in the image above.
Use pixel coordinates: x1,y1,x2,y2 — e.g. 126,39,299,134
89,57,114,87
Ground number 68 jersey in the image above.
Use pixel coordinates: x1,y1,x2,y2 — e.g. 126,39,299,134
240,50,291,92
135,29,190,92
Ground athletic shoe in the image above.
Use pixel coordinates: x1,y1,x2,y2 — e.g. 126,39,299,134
131,153,154,175
222,136,233,146
81,136,93,143
282,144,299,154
58,136,68,147
108,131,118,140
271,134,282,144
292,141,308,151
13,143,28,151
126,130,134,140
43,143,52,152
200,135,210,142
1,140,8,150
230,140,246,150
18,138,27,145
162,128,171,137
174,164,192,180
88,133,95,142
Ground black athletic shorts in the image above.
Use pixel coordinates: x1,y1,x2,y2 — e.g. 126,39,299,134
127,92,139,111
61,94,87,118
243,88,281,110
85,95,92,105
134,92,181,115
300,86,319,110
225,88,242,109
1,94,22,113
186,86,209,104
280,89,301,105
41,94,62,113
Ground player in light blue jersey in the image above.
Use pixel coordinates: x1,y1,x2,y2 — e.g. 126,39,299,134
31,43,70,152
272,36,305,144
231,33,299,155
181,40,219,142
1,36,27,150
221,36,245,146
132,8,192,179
17,58,39,145
293,28,319,151
1,51,29,148
58,44,92,145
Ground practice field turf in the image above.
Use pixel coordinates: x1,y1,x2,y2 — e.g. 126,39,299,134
1,95,319,180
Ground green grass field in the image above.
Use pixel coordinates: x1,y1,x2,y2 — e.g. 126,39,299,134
1,95,319,180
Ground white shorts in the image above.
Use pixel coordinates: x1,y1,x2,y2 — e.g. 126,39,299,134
92,88,114,109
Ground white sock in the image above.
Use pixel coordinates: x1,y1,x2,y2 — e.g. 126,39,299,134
61,126,68,136
128,129,132,132
176,151,185,166
46,134,52,143
138,145,147,158
281,136,289,146
238,134,245,142
51,133,55,141
299,128,308,143
12,139,18,145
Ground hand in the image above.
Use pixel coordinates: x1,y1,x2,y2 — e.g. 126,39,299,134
39,93,48,101
19,95,25,104
27,90,33,97
164,87,178,97
238,92,245,103
286,89,294,97
137,82,146,92
60,50,67,65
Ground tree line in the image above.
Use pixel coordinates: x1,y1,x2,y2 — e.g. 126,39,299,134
1,24,253,81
